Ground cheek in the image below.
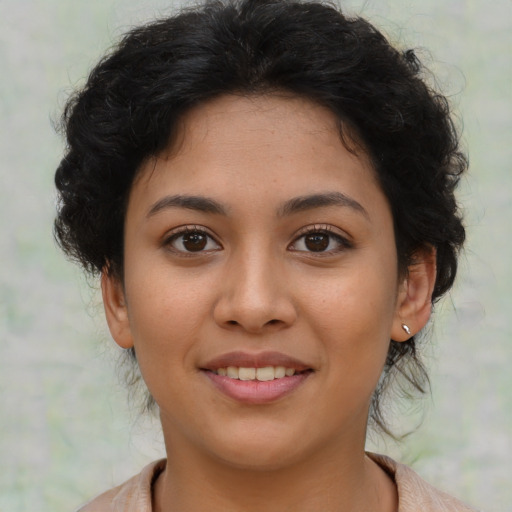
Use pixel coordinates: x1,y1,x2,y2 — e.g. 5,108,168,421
302,264,398,332
122,273,213,412
299,259,398,376
123,263,215,368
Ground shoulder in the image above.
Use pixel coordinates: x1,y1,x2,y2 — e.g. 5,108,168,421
367,453,481,512
76,459,166,512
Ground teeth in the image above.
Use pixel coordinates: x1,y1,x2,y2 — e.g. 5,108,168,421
274,366,286,378
214,366,298,381
227,366,239,379
239,367,256,381
256,366,274,381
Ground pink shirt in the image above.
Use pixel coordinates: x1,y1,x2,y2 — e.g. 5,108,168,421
77,454,479,511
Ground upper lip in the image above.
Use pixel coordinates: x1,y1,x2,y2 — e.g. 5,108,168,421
201,351,312,372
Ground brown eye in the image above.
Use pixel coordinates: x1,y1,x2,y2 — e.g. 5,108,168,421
182,232,208,251
289,228,351,254
167,228,221,254
304,233,329,252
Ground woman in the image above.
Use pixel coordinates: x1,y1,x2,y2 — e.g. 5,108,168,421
54,0,476,510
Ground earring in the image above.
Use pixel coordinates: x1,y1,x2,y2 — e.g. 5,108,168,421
401,323,411,336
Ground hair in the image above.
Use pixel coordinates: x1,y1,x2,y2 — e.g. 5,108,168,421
54,0,466,435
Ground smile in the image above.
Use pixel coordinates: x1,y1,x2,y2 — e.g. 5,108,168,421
213,366,298,381
201,351,314,404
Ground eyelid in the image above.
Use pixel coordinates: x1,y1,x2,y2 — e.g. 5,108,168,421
288,224,353,253
162,224,222,254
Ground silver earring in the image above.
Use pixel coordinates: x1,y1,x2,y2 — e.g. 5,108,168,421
401,323,411,335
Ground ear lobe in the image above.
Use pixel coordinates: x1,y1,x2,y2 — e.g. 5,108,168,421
101,271,134,349
392,246,437,342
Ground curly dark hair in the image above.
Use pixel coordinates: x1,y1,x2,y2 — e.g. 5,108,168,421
54,0,466,434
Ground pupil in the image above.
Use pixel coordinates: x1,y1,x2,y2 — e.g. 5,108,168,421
305,233,329,251
183,232,207,251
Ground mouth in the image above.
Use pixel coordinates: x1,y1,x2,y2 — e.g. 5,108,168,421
201,351,314,404
208,366,310,381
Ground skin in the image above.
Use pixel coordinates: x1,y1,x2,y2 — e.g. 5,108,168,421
102,94,436,512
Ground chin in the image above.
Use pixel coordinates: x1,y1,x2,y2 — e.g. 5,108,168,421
214,444,304,472
201,421,320,472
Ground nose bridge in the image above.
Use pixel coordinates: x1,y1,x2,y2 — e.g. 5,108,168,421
214,239,295,332
236,244,277,305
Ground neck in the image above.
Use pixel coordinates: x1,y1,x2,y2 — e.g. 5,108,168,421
153,429,397,512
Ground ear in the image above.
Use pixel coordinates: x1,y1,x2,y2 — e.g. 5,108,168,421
391,246,437,341
101,270,134,349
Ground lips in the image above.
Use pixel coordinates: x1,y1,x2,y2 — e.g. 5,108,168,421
215,366,297,381
202,351,311,372
201,351,313,404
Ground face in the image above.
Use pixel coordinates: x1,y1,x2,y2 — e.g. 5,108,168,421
103,94,420,470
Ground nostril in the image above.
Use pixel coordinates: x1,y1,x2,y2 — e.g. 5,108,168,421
224,318,281,330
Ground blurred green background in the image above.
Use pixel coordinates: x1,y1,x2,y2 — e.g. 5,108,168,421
0,0,510,510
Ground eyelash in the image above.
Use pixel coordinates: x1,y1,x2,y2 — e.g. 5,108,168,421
163,224,352,256
288,224,352,255
163,225,222,256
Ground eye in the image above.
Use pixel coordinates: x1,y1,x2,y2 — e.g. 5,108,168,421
289,226,351,254
165,227,221,254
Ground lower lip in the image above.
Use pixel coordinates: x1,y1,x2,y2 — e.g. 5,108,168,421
204,371,312,404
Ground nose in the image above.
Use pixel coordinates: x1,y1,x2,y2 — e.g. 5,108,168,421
213,247,297,334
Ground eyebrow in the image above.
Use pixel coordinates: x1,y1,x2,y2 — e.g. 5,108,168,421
147,194,228,218
277,192,369,219
146,191,368,220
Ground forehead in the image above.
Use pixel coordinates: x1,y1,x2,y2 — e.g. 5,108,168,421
128,94,386,222
178,93,338,139
137,94,376,185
